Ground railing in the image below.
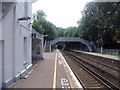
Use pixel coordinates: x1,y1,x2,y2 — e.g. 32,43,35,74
103,49,120,56
50,37,93,52
50,37,89,45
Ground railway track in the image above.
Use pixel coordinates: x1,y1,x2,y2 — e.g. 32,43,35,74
61,50,120,90
71,50,120,69
70,50,120,79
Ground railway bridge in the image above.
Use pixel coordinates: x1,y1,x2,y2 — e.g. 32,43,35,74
48,37,96,52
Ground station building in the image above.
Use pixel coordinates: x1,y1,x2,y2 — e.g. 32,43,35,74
0,0,43,88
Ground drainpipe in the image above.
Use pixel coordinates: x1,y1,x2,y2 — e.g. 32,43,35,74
13,6,16,81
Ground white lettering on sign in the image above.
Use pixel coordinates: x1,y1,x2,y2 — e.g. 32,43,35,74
58,60,62,65
61,78,70,89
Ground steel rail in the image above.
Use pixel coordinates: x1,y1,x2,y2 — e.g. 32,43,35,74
62,51,110,89
71,50,120,72
71,51,120,80
65,50,120,90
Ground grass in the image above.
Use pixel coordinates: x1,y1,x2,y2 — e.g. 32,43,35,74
104,52,120,56
96,51,120,56
105,52,120,56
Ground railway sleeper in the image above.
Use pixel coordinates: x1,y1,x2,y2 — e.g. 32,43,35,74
66,51,120,90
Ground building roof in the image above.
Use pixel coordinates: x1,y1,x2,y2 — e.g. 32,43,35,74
32,28,44,39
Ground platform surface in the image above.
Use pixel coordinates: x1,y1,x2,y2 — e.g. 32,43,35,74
74,50,120,60
13,50,82,88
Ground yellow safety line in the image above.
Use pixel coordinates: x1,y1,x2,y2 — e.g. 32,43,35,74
53,52,57,89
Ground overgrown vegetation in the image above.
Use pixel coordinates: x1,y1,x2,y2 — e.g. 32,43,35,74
77,2,120,49
32,10,62,40
32,2,120,49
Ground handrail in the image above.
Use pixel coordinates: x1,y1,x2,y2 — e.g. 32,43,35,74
50,37,93,52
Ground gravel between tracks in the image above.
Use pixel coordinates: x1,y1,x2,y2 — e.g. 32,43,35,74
61,50,108,89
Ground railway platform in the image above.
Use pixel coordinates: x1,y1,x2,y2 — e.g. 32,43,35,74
8,50,82,89
73,50,119,60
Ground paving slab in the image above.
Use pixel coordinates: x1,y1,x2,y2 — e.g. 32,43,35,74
56,51,71,88
15,52,55,88
12,50,82,89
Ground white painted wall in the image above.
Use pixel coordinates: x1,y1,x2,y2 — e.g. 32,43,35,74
32,38,43,59
2,2,33,87
0,41,2,88
14,2,32,76
0,7,2,86
32,39,41,58
0,2,2,40
0,16,2,88
2,6,15,83
0,20,2,40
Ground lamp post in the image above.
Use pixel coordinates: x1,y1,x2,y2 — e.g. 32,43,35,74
44,35,48,41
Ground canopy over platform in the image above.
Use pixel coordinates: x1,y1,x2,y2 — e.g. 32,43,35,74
32,28,44,60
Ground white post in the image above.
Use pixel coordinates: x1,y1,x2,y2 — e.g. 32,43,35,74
0,2,2,40
50,45,51,52
0,41,2,88
44,40,46,52
101,46,103,54
40,36,44,59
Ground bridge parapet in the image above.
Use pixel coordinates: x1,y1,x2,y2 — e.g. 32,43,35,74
50,37,93,52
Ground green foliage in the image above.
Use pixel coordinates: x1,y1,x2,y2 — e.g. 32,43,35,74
56,27,65,37
64,27,78,37
33,10,46,20
77,2,120,46
32,2,120,47
32,10,59,40
32,20,44,34
115,28,120,40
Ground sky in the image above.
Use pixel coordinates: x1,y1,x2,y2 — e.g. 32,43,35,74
32,0,93,28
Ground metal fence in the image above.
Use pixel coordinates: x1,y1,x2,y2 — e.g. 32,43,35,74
102,49,120,56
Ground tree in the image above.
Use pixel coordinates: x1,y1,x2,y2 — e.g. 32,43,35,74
32,10,62,40
77,2,120,48
56,27,65,37
32,20,44,34
64,27,77,37
33,10,46,20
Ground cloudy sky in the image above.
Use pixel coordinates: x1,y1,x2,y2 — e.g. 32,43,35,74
32,0,93,28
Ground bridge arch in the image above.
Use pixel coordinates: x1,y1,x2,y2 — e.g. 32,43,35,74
50,37,93,52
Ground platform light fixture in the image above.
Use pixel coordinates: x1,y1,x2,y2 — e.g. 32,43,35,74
31,33,36,38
